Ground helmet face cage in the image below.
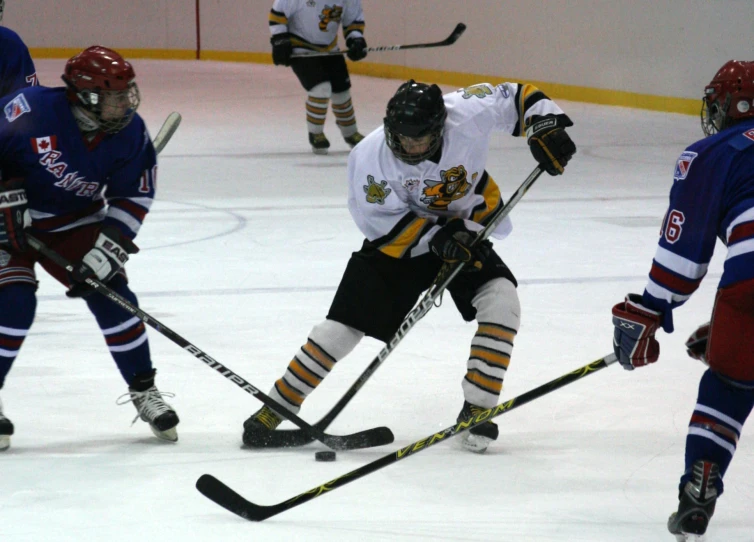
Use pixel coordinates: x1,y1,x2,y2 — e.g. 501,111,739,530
77,82,141,134
701,60,754,137
384,124,444,165
384,80,447,165
0,0,5,23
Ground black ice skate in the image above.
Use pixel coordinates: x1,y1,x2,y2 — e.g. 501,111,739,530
242,405,284,447
309,132,330,155
457,400,499,453
667,460,719,541
344,132,365,148
118,370,179,442
0,397,13,451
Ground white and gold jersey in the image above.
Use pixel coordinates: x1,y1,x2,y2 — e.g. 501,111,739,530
269,0,365,53
347,82,567,259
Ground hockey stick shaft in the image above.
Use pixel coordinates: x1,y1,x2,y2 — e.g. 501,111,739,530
290,23,466,58
197,353,619,521
25,234,393,451
153,112,182,154
260,166,544,448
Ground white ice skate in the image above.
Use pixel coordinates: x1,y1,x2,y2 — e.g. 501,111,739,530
0,397,14,451
118,383,179,442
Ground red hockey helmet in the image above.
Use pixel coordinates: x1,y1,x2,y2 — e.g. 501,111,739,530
701,60,754,136
62,46,141,134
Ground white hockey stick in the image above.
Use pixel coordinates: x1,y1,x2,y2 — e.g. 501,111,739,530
153,112,182,154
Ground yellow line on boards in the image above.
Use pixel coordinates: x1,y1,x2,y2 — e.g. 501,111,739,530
28,48,699,116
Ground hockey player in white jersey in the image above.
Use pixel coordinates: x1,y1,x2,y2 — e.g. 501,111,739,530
243,80,575,453
268,0,367,154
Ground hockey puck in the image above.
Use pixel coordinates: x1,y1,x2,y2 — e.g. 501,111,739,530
314,451,336,462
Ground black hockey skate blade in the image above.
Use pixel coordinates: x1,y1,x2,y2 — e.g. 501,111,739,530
314,450,336,462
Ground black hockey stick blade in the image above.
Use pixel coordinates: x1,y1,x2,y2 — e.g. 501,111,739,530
316,425,394,450
443,22,466,45
198,353,618,521
244,415,393,449
393,22,466,50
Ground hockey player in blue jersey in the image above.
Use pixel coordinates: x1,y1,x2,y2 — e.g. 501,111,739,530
0,45,179,451
0,0,38,97
611,59,754,541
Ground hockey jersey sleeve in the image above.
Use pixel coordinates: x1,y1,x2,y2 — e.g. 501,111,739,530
452,82,568,138
641,146,723,332
347,144,441,259
0,28,38,99
269,0,292,36
342,0,365,40
102,120,158,240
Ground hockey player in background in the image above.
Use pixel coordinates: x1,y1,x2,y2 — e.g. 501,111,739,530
611,60,754,540
244,79,576,453
0,46,179,451
0,0,38,97
268,0,367,154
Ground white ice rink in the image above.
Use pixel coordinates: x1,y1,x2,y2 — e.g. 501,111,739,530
3,59,752,542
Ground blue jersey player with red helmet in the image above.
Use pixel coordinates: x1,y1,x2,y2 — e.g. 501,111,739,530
0,46,179,451
0,0,38,98
611,60,754,541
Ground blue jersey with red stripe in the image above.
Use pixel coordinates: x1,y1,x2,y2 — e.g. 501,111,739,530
0,27,38,98
642,118,754,332
0,86,156,240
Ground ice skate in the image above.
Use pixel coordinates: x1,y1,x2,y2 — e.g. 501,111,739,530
667,460,719,541
0,397,13,451
242,405,284,447
309,132,330,155
118,370,179,442
344,131,364,148
457,401,499,453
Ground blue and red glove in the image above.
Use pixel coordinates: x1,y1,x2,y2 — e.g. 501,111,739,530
685,322,710,365
612,294,661,370
0,177,28,252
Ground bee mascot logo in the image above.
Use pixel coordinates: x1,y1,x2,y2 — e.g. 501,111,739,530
363,175,392,205
460,84,492,100
421,165,471,210
319,5,343,30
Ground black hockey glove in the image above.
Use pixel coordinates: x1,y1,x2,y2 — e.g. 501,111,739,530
271,33,293,66
429,218,490,270
66,226,139,298
0,177,29,252
526,114,576,176
346,36,367,61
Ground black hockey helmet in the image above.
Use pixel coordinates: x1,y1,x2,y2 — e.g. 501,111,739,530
384,80,447,165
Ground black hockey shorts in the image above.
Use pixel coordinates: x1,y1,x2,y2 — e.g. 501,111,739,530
290,55,351,92
326,240,517,343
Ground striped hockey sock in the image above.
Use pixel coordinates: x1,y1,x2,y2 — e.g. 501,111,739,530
331,90,358,138
269,320,363,413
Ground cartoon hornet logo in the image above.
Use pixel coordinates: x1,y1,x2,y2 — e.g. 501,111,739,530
319,5,343,30
364,175,392,205
421,165,471,210
459,84,492,99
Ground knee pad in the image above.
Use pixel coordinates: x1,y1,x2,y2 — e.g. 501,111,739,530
308,81,332,100
309,319,364,360
331,89,351,105
472,278,520,332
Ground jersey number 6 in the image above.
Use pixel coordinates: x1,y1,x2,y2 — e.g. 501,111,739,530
664,209,685,243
